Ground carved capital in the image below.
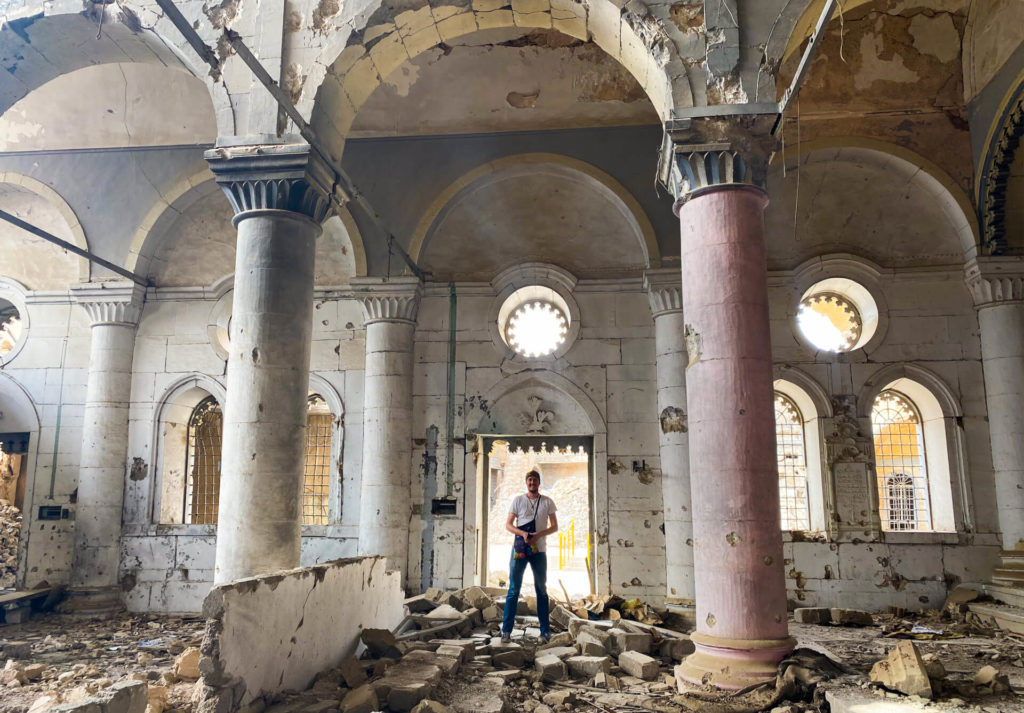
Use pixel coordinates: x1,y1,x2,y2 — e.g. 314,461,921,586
204,141,335,224
658,115,776,206
644,268,683,318
350,277,423,325
70,281,145,327
964,257,1024,307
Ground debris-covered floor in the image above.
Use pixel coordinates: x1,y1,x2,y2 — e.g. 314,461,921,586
0,587,1021,713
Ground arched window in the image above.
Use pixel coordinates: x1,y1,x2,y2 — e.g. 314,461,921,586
302,395,332,525
185,397,223,525
872,390,931,531
775,393,810,531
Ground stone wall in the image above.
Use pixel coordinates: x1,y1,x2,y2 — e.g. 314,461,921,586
198,557,403,711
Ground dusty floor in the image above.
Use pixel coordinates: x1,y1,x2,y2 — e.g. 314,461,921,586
0,610,1021,713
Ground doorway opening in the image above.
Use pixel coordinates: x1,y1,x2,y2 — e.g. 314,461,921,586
0,432,28,590
482,435,594,598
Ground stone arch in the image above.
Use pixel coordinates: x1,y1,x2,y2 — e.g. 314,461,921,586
408,153,659,272
0,371,41,588
126,171,368,282
773,366,830,533
151,374,227,525
963,0,1024,103
307,373,346,526
307,0,690,164
776,137,980,263
976,74,1024,255
466,368,612,592
0,13,231,136
0,171,90,283
858,362,968,533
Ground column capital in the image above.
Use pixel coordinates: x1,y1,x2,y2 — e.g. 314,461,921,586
658,115,777,208
204,140,336,224
644,268,683,318
350,276,423,325
70,281,145,327
964,257,1024,307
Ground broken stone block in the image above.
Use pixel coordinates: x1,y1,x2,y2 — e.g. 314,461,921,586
920,653,945,680
147,685,169,713
410,701,449,713
50,704,103,713
538,632,574,648
3,641,31,658
484,669,521,682
27,695,59,713
830,609,874,627
94,680,148,713
608,630,652,655
402,650,460,675
794,607,832,625
869,641,933,698
481,605,501,622
550,605,580,631
491,648,525,668
435,644,469,664
974,665,1010,693
361,628,402,658
459,586,493,611
542,690,575,707
534,655,566,682
425,604,463,620
538,646,575,660
340,684,378,713
618,651,659,681
566,655,611,678
0,661,26,685
579,640,606,657
22,663,46,681
943,587,980,614
300,702,339,713
339,656,367,688
172,647,200,680
389,680,435,713
450,678,506,713
658,638,695,661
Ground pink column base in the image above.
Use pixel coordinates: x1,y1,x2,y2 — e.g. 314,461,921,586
676,632,797,690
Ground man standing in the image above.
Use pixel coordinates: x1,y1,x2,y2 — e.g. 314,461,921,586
501,469,558,643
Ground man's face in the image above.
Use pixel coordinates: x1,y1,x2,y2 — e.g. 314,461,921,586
526,474,540,493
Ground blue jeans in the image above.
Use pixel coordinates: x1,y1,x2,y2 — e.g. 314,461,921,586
502,550,550,637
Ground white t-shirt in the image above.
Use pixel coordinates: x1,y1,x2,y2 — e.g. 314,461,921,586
508,494,557,553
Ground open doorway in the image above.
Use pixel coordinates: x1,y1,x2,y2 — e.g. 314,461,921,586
482,436,594,598
0,432,28,590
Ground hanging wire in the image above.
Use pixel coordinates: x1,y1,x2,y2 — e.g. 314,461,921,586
837,0,848,64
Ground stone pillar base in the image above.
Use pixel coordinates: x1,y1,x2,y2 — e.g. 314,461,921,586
57,586,124,617
676,632,796,690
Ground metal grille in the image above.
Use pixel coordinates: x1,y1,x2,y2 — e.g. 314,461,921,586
185,397,223,525
872,390,932,531
302,395,332,525
774,393,810,531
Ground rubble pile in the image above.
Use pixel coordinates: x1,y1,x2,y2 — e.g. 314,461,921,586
0,501,21,588
0,614,204,713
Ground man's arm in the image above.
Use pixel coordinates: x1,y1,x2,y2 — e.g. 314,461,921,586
531,513,558,540
505,512,528,538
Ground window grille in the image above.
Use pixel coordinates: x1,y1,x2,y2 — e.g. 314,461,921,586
774,393,810,530
872,390,931,531
185,397,222,524
302,395,332,525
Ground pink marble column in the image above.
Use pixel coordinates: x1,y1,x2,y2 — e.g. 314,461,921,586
675,183,794,689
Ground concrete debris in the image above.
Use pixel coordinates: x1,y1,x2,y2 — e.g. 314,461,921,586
869,640,934,698
0,501,21,588
171,648,200,680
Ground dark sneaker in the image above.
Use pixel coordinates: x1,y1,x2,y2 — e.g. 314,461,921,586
539,634,551,645
500,633,511,644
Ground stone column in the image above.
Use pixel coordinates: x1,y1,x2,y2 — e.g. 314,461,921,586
206,142,332,583
966,258,1024,551
644,269,694,606
67,282,145,611
664,143,793,689
350,277,422,581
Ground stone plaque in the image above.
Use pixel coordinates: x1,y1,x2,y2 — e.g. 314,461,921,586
832,461,877,538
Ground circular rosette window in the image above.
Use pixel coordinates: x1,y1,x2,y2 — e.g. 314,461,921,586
497,284,575,359
797,278,879,353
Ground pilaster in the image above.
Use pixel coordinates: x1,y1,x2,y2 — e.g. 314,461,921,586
965,256,1024,307
350,276,424,325
70,282,145,326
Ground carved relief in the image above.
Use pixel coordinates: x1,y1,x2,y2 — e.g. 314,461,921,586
520,395,554,434
826,395,872,464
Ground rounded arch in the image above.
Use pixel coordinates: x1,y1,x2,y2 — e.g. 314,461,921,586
306,0,689,164
0,370,42,588
773,370,830,533
777,137,980,262
409,153,659,270
976,72,1024,255
308,373,345,420
0,171,90,282
470,369,607,437
155,373,228,421
0,371,40,434
858,363,963,421
126,171,368,280
963,0,1024,103
773,365,832,419
0,13,228,133
859,363,967,534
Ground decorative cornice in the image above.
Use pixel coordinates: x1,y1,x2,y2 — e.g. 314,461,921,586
965,257,1024,307
643,269,683,318
349,277,423,325
980,89,1024,255
70,281,145,326
204,141,335,224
